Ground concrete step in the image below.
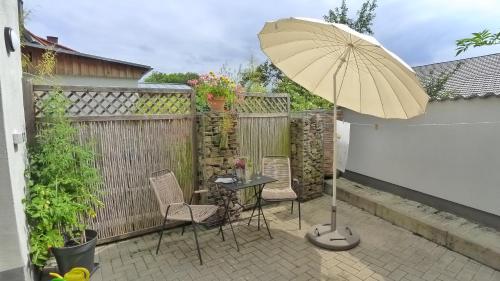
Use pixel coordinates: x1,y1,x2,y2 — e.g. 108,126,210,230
325,177,500,271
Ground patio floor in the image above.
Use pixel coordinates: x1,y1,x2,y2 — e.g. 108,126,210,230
92,195,500,281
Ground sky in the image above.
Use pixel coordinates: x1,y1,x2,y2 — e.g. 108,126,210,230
24,0,500,75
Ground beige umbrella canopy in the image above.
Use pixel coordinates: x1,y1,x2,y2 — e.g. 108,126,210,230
259,17,428,119
258,17,428,250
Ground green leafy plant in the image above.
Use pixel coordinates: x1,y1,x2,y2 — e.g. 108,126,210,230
144,72,199,84
420,63,462,99
239,56,267,93
219,114,235,149
24,90,102,268
456,29,500,56
187,72,241,106
275,77,333,111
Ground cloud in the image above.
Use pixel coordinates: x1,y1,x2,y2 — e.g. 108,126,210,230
24,0,500,74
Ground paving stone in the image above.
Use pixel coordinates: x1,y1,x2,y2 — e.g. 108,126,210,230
92,196,499,281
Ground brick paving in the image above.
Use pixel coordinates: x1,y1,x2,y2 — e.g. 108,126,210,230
92,196,500,281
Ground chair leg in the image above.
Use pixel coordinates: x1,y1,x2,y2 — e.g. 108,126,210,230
181,225,185,236
219,223,225,241
298,200,302,230
291,201,294,214
156,208,170,255
192,222,203,265
226,209,240,251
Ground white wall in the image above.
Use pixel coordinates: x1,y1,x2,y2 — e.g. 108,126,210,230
0,0,30,280
344,98,500,217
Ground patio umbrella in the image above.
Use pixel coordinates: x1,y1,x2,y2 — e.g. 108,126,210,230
258,17,428,250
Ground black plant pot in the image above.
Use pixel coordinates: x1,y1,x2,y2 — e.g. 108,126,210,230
51,229,97,275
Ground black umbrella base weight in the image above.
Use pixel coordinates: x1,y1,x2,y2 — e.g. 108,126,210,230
306,224,360,251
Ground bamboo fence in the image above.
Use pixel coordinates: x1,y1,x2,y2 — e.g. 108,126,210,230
27,85,292,243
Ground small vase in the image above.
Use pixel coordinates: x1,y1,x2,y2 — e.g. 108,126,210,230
236,168,245,182
208,97,226,112
245,166,253,182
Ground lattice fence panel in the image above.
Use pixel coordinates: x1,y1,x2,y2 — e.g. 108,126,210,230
33,86,193,117
236,93,289,113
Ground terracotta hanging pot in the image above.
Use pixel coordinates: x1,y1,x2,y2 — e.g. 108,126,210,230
208,96,226,112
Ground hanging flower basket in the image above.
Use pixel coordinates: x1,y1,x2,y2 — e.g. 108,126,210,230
207,95,226,112
188,72,241,112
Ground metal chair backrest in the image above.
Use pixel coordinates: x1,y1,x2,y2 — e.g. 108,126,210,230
149,169,184,215
262,156,292,191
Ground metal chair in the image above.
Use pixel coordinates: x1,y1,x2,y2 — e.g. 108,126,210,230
150,169,236,265
257,156,302,229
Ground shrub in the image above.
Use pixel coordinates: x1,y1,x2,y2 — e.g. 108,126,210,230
24,90,102,268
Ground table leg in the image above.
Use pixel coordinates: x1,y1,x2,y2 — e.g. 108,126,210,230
255,185,261,231
257,184,272,239
247,201,258,226
216,184,229,241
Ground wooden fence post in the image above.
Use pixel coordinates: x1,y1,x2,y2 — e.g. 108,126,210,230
22,77,35,145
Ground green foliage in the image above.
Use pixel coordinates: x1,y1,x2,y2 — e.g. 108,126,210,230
239,56,267,93
188,72,241,111
144,72,199,84
275,77,332,111
456,29,500,56
135,96,191,114
142,71,209,112
323,0,377,34
24,91,102,268
420,63,462,99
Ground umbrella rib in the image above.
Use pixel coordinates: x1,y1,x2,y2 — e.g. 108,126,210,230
262,37,347,48
352,48,363,113
358,46,425,112
335,51,352,104
357,45,415,76
356,50,409,118
270,44,344,65
310,48,349,95
289,47,345,80
261,27,345,44
353,50,387,117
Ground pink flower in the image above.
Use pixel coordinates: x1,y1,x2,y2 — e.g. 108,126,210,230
207,93,214,101
187,79,199,87
235,158,246,169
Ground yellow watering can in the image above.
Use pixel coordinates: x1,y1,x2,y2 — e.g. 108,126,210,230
49,267,90,281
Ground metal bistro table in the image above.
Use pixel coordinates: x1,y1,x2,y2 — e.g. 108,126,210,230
215,175,277,247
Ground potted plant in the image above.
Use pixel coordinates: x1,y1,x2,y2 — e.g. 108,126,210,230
188,72,239,112
24,90,102,275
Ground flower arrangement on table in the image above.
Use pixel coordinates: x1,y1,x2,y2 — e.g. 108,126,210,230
234,157,254,182
188,72,243,112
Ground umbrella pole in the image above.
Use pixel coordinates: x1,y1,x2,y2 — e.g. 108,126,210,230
306,57,360,251
331,75,338,232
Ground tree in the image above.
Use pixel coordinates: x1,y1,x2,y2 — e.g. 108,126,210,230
456,30,500,56
258,0,378,111
323,0,377,35
144,72,199,84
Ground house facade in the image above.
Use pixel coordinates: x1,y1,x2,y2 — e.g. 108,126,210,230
22,30,152,87
344,53,500,229
0,1,30,280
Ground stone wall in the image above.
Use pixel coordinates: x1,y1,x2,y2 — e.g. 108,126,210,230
197,112,240,222
290,114,324,201
309,109,343,177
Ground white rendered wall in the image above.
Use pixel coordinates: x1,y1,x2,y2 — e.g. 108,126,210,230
0,0,30,279
344,98,500,217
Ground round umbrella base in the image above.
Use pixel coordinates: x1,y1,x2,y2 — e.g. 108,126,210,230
306,224,360,251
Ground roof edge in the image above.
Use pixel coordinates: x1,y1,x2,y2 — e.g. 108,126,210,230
413,52,500,69
24,42,152,71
